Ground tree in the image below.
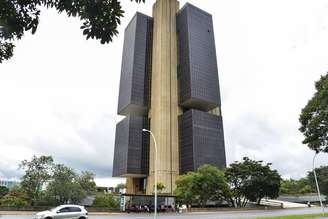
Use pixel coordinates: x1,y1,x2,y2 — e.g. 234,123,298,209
46,164,96,205
18,155,97,206
280,178,314,195
19,155,54,205
175,165,231,207
299,73,328,153
92,193,119,209
0,0,145,63
0,186,9,198
308,165,328,199
46,164,81,205
175,172,195,205
225,157,281,207
77,171,96,196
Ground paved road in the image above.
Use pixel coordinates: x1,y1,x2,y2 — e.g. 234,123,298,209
0,208,326,219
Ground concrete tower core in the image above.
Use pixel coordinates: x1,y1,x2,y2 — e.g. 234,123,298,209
146,0,181,195
113,0,226,195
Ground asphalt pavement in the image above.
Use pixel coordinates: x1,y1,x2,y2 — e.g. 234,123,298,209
0,207,326,219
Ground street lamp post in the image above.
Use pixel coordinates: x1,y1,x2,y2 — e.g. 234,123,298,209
313,152,325,215
142,129,158,219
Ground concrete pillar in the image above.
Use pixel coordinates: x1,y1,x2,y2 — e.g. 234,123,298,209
147,0,181,195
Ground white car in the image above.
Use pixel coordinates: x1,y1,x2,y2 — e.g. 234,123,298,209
35,205,88,219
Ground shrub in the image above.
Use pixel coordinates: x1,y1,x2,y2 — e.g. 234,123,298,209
0,196,28,207
92,194,119,209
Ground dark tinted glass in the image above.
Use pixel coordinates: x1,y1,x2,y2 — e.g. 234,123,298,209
179,109,226,174
69,207,81,212
177,3,221,111
59,207,70,213
117,13,153,116
112,116,150,177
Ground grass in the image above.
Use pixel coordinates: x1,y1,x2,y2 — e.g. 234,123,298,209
254,213,328,219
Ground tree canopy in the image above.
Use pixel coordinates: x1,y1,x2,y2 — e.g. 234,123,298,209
19,155,54,205
225,157,281,207
0,0,145,63
175,164,231,207
45,164,96,205
308,165,328,200
299,73,328,153
280,178,314,195
17,155,96,206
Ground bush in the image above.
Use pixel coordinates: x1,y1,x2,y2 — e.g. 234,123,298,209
0,196,28,207
92,194,119,209
0,186,9,198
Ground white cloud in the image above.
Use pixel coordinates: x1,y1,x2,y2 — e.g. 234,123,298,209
0,0,328,186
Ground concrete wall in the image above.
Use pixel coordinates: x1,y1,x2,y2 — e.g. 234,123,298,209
147,0,181,195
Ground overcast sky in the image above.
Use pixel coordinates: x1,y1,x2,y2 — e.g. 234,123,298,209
0,0,328,187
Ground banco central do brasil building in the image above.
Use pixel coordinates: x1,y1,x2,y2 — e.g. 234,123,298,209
113,0,226,195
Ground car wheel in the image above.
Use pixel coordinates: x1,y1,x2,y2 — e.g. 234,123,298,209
45,217,53,219
79,217,86,219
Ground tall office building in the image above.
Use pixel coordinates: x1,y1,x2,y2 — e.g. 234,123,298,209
113,0,226,195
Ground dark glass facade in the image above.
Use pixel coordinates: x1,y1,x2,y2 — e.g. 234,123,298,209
112,116,149,177
114,12,152,178
117,13,153,116
179,109,226,174
177,3,221,111
176,3,226,174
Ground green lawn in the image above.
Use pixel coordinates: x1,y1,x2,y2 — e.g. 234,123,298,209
254,213,328,219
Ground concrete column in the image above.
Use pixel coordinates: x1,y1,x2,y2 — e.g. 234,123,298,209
126,177,135,194
147,0,180,195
